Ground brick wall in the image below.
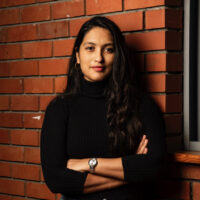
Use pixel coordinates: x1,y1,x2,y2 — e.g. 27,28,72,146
0,0,199,200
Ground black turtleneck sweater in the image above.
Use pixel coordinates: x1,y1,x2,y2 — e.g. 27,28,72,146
40,77,166,200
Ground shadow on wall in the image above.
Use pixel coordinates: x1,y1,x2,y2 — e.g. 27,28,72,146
126,46,185,200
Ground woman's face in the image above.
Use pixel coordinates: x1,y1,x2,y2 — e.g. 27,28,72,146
76,27,115,82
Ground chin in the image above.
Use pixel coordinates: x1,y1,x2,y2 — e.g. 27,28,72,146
92,76,108,82
84,75,106,82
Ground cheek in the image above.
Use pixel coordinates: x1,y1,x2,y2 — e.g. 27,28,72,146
106,54,115,65
79,53,91,66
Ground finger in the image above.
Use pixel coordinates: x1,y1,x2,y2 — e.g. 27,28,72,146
141,139,148,151
143,147,148,154
137,135,146,151
138,138,148,154
136,136,145,154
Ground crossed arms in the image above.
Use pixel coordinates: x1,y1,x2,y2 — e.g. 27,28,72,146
67,135,148,194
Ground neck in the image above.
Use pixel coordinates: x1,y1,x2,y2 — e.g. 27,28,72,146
80,76,107,98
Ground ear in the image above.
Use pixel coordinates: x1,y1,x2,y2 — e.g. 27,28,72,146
76,51,80,64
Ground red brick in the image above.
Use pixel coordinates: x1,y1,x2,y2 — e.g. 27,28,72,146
0,27,8,42
170,164,200,180
86,0,122,15
0,113,23,128
165,0,182,6
0,96,9,110
156,180,190,199
7,24,37,42
11,197,26,200
21,4,50,23
125,31,165,51
124,0,181,10
167,54,183,71
0,194,12,200
23,113,44,129
166,9,182,29
11,163,40,180
55,77,67,93
0,146,24,162
146,53,183,72
70,17,90,36
0,162,11,177
125,31,181,52
0,62,10,77
107,12,143,32
146,53,166,71
151,94,166,113
166,94,182,113
152,94,182,113
0,79,23,94
57,194,62,200
145,74,166,92
24,147,40,164
38,131,41,147
164,115,182,133
193,182,200,200
0,0,35,8
36,0,53,2
145,9,165,29
0,179,24,196
22,41,52,58
166,74,182,92
11,96,39,111
40,95,56,111
26,182,55,199
9,60,38,76
53,38,75,56
24,78,53,93
166,31,182,50
10,130,39,146
41,169,45,181
52,0,84,19
0,44,21,60
39,58,69,75
0,8,20,25
146,8,183,29
0,129,10,144
38,21,68,39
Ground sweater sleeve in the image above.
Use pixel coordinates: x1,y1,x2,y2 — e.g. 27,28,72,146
40,96,88,195
122,93,166,183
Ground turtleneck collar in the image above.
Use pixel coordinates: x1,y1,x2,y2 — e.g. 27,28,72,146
80,75,107,98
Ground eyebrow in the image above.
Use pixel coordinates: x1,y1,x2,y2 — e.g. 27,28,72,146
83,42,114,46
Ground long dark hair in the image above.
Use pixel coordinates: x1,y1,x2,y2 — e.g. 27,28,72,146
65,16,143,156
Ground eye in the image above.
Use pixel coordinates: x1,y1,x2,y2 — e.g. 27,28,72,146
85,46,95,51
105,47,114,53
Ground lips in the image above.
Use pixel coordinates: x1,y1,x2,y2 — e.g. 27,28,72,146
91,66,105,72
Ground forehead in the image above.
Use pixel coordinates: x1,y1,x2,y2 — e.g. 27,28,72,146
82,27,113,44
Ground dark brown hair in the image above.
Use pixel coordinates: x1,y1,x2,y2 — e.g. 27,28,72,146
64,16,143,156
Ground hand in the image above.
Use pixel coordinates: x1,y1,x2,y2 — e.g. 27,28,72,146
136,134,148,154
67,158,89,172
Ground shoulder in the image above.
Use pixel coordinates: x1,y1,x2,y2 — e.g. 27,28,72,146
45,94,73,115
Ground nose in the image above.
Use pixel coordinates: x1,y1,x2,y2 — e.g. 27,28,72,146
95,49,103,63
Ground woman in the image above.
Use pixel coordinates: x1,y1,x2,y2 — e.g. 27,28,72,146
40,16,166,200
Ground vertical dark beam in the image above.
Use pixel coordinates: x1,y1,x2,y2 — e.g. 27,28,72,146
189,0,198,140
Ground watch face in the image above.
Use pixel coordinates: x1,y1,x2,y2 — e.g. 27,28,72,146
89,158,97,166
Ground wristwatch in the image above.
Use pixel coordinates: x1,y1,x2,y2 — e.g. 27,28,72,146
88,158,98,173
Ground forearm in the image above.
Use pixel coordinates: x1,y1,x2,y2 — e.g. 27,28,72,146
67,157,124,180
83,173,127,194
94,158,124,180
